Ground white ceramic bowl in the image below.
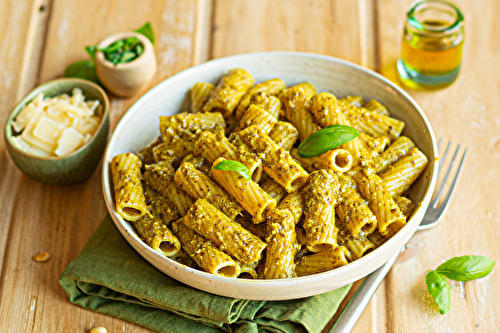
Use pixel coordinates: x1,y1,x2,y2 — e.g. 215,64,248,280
102,52,438,300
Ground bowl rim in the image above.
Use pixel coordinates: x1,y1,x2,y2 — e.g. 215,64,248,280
102,51,439,296
4,77,110,161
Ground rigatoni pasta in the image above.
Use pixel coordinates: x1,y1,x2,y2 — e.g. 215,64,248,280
110,153,148,221
111,68,430,280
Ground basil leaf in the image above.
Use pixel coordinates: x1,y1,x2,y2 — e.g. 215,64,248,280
425,270,451,315
436,255,495,282
297,124,359,158
98,39,124,54
85,45,97,60
64,60,100,85
212,160,251,181
120,51,137,63
135,22,155,44
135,44,144,56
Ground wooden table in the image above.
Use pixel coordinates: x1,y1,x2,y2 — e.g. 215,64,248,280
1,0,498,332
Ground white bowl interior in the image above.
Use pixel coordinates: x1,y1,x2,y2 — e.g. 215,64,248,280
102,52,438,300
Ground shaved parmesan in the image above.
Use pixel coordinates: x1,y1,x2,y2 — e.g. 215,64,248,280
11,89,102,157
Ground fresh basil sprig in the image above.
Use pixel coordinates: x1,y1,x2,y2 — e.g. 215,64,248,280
425,270,451,315
64,60,100,85
425,255,495,314
135,22,155,44
213,160,251,181
436,255,495,282
297,124,359,158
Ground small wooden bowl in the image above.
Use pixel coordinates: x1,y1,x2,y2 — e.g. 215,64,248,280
95,32,157,98
4,78,110,186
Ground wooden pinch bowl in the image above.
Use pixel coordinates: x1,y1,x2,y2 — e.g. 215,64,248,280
95,32,157,98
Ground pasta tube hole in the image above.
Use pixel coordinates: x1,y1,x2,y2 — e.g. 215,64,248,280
361,222,376,235
334,152,353,169
309,243,335,253
122,207,143,219
159,242,178,256
217,264,239,277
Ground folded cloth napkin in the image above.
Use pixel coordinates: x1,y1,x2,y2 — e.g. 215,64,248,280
60,215,351,333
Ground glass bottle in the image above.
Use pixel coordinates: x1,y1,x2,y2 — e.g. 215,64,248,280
397,0,464,90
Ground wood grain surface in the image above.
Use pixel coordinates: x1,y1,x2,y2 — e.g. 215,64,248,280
0,0,498,332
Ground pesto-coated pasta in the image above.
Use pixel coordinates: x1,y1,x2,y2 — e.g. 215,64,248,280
235,78,285,120
171,218,240,277
210,157,276,223
381,147,429,197
280,83,319,141
296,246,349,276
204,68,255,118
112,68,430,280
183,199,267,264
363,99,389,116
269,121,298,151
247,91,283,120
338,100,405,141
291,147,353,173
133,212,181,257
143,161,194,216
236,126,308,192
264,209,299,279
160,112,225,147
353,169,406,237
259,177,288,205
174,162,244,219
310,92,373,169
143,185,180,225
194,130,263,182
302,170,340,252
336,175,377,238
190,82,215,113
395,196,415,218
278,191,304,225
110,153,148,221
373,136,415,174
236,104,278,134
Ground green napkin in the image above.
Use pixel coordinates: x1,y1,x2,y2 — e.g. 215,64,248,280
59,215,351,333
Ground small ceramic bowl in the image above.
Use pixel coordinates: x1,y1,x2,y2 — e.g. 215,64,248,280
95,32,157,98
4,78,110,186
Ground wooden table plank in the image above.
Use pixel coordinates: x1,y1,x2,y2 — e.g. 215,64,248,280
378,0,500,332
0,1,208,332
211,0,363,64
0,0,51,279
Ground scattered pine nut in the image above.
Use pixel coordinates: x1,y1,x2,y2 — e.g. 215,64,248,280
33,252,50,262
89,327,107,333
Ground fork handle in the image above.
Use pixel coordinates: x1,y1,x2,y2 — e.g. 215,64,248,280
329,250,400,333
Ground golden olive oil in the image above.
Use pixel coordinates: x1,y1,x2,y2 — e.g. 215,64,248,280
398,2,464,90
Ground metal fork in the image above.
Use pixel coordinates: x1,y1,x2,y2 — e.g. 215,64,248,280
329,139,468,333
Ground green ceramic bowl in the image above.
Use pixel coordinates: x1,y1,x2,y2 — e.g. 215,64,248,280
4,78,110,186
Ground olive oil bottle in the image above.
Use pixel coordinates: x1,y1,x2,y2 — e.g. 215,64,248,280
397,1,464,91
